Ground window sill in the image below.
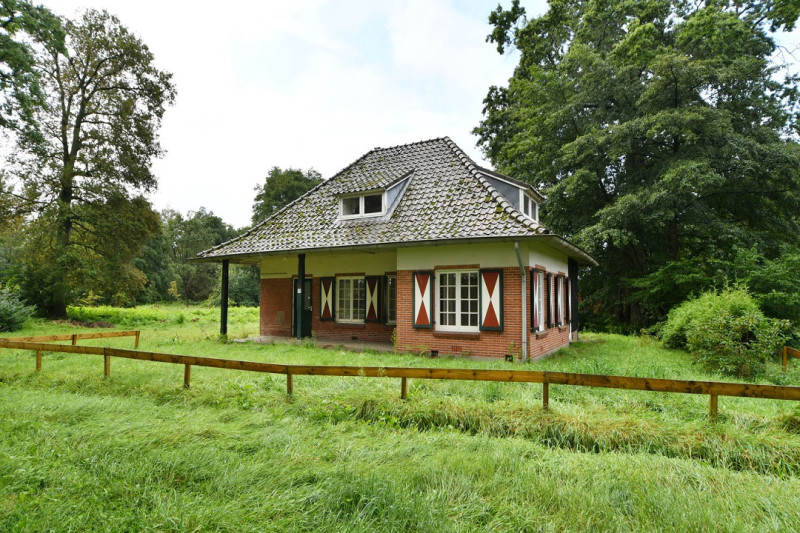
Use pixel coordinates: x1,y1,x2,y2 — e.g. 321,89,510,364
335,322,366,329
434,330,480,339
534,331,548,339
558,326,568,332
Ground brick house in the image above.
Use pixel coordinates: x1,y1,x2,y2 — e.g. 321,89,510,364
198,137,596,360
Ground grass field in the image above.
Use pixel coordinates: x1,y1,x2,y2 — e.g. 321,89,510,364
3,305,800,531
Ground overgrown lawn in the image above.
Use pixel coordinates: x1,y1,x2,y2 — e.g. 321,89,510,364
2,306,800,531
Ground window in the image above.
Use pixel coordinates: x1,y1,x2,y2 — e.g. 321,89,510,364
386,275,397,324
437,270,479,332
337,277,365,323
554,276,562,326
340,192,385,219
533,270,545,332
520,191,538,222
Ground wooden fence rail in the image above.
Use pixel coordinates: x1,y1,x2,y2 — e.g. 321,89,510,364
783,346,800,372
4,336,800,420
5,330,140,347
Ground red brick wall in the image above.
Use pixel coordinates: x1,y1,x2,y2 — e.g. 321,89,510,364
259,277,393,343
395,268,571,359
260,269,572,358
260,278,292,336
310,278,394,343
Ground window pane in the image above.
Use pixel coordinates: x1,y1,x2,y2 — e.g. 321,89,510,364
364,194,382,213
353,279,366,320
342,197,360,215
386,276,396,322
338,279,351,320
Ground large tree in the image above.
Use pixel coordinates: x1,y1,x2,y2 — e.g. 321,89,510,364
476,0,800,327
7,9,175,317
251,167,322,226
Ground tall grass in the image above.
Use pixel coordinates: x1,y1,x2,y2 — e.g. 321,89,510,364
3,307,800,531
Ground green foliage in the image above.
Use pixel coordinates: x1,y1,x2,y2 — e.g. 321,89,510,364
251,166,322,225
0,284,31,331
662,287,787,377
0,0,64,135
476,0,800,328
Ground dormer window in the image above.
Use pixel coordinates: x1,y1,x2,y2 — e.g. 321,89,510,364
520,191,538,222
340,191,386,219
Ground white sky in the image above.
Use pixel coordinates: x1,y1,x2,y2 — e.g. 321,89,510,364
47,0,548,228
43,1,800,228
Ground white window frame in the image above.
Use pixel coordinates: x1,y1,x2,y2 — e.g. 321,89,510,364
435,269,480,333
519,190,539,222
385,274,397,325
533,270,546,332
555,275,564,326
339,191,386,220
336,276,366,324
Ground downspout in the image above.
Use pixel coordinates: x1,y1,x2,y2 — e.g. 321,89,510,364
514,242,527,362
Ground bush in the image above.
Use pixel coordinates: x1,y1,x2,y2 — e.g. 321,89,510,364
0,286,34,332
661,287,788,378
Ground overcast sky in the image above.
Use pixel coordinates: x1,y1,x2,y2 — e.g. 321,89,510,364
46,1,800,228
47,0,549,228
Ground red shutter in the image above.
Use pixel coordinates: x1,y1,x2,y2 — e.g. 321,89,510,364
479,269,503,331
412,271,434,328
319,277,335,321
365,276,381,322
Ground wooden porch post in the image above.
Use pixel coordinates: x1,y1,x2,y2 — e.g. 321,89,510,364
296,254,306,340
220,259,229,336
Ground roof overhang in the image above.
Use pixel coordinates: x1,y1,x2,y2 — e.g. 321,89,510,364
194,234,598,267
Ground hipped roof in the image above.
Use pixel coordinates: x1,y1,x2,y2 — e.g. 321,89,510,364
197,137,597,267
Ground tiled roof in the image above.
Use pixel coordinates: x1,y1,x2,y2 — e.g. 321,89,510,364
198,137,596,265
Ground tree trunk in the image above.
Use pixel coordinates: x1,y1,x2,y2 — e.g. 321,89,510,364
668,216,679,261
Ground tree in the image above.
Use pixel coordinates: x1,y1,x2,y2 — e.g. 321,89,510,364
164,208,236,304
251,167,322,225
0,0,63,135
475,0,800,328
6,9,175,317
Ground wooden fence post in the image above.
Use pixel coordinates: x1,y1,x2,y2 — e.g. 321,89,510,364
287,372,293,395
135,331,140,349
184,364,191,389
104,355,110,377
401,377,408,399
784,347,789,373
542,381,549,409
35,350,42,372
71,334,77,346
709,394,718,420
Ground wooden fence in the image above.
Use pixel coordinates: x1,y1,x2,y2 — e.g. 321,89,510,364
3,334,800,420
783,346,800,372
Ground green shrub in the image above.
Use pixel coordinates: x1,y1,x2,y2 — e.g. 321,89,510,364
662,287,788,378
0,286,34,332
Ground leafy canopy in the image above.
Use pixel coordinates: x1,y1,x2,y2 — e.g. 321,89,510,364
252,167,322,226
475,0,800,327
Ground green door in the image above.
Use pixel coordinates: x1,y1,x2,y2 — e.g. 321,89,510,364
292,278,312,338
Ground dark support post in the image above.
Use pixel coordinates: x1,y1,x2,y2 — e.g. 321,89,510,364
184,364,191,389
401,377,408,399
35,350,42,372
296,253,306,340
104,355,110,377
220,259,229,336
